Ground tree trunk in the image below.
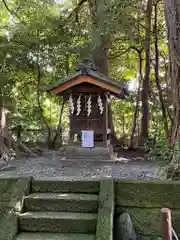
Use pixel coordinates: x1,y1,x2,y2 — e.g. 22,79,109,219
88,0,109,75
36,63,53,149
53,99,65,149
88,0,122,146
0,88,6,158
140,0,153,139
153,2,169,141
0,107,4,157
164,64,173,126
130,48,143,148
163,0,180,162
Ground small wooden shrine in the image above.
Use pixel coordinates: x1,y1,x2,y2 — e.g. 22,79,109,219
44,59,128,160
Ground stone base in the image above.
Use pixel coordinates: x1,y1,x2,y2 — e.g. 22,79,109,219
66,145,113,160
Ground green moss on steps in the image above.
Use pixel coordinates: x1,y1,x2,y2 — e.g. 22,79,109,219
32,179,100,193
24,193,98,213
96,178,114,240
19,211,97,233
16,233,96,240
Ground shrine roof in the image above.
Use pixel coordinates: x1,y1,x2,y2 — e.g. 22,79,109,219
43,61,129,98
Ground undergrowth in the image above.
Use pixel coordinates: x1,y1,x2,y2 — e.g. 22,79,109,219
144,137,172,165
144,136,180,168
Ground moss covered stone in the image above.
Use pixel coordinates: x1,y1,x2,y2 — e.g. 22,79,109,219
0,177,31,239
0,177,31,211
19,211,97,233
96,178,114,240
115,179,180,208
0,177,17,203
32,179,100,194
8,177,32,212
24,193,98,213
116,207,180,236
0,210,18,240
16,233,96,240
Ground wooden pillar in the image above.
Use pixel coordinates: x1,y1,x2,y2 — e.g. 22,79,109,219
161,208,172,240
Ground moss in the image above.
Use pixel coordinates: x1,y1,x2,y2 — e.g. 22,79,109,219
0,177,31,210
96,178,114,240
115,179,180,208
0,177,31,240
116,207,180,236
16,233,96,240
0,210,18,240
32,179,100,194
19,212,97,233
24,193,98,213
0,178,17,203
8,177,32,212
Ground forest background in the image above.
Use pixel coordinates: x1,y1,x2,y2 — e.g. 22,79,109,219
0,0,179,166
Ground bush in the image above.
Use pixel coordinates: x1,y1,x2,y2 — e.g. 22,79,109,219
144,137,172,164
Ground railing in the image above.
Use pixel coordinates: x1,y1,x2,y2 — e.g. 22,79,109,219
161,208,179,240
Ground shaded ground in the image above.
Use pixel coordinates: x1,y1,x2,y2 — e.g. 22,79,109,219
0,149,167,180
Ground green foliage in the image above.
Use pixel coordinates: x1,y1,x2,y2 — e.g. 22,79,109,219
0,0,174,154
145,134,180,165
145,137,172,165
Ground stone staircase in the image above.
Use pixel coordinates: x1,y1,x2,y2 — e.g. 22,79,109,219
15,179,100,240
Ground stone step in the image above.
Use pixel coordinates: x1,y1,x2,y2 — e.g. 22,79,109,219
19,211,97,233
31,179,100,194
16,232,96,240
24,193,98,213
66,146,111,160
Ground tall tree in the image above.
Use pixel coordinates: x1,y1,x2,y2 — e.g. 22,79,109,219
153,1,169,140
88,0,109,74
140,0,153,139
164,0,180,162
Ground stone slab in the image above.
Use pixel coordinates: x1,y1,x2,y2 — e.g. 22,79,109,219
19,211,97,233
32,179,100,193
115,179,180,208
24,193,98,213
66,146,111,160
16,233,96,240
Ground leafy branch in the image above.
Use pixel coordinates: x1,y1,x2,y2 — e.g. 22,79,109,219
68,0,87,21
1,0,26,24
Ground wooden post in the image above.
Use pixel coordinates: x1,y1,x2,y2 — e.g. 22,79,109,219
161,208,172,240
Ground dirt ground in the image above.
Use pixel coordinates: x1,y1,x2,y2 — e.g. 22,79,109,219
0,149,167,180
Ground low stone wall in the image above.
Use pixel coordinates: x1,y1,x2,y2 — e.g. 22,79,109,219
1,177,180,239
96,178,114,240
0,176,31,240
115,179,180,237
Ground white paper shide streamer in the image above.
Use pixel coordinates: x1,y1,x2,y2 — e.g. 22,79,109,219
76,94,81,116
87,94,92,116
97,94,104,114
68,94,74,114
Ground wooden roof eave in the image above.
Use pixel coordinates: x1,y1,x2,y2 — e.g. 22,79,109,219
87,69,127,90
42,69,129,98
50,75,125,96
42,71,82,92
